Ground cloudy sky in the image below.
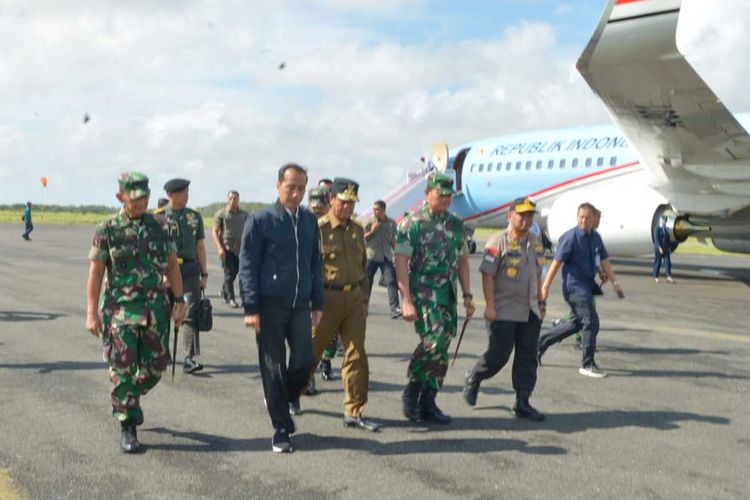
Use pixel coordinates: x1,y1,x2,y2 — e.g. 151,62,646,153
1,0,749,208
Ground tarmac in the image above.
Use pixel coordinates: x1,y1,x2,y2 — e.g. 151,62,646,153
1,223,748,499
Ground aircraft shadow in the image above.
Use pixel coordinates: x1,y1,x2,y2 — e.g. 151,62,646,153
0,311,64,322
0,361,105,373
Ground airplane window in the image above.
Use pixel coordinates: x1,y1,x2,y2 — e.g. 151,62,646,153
597,157,604,167
506,162,512,171
610,156,617,166
487,163,494,171
525,161,531,170
560,159,566,168
548,160,554,169
478,164,484,172
470,164,475,172
572,158,579,168
585,158,592,167
515,161,522,170
536,160,542,169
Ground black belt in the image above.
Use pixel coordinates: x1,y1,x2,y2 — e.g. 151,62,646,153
324,283,359,292
178,258,196,265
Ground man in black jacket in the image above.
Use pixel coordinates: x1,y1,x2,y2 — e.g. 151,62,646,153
239,163,324,453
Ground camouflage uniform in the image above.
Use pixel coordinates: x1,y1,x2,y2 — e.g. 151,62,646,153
395,201,467,390
89,203,175,423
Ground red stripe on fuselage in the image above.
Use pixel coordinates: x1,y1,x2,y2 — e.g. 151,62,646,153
463,161,640,222
615,0,646,5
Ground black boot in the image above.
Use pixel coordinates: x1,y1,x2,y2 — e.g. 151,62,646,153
120,421,142,453
420,386,451,424
320,359,334,381
402,381,422,421
513,391,545,421
463,370,480,407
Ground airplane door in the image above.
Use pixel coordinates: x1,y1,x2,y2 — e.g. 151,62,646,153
451,147,470,192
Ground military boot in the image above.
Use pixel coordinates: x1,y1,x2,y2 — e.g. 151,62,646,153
512,391,545,421
420,386,451,424
402,381,422,421
120,421,142,453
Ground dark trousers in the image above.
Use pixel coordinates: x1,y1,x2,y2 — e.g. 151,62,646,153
181,268,202,358
471,312,541,394
222,250,240,301
257,300,316,431
652,248,672,277
539,294,600,367
22,222,33,239
366,258,400,313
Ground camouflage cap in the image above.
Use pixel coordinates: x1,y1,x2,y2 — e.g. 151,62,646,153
332,177,359,202
426,173,455,195
118,171,150,199
309,186,330,208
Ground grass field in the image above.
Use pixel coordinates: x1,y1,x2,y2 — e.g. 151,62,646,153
1,210,737,257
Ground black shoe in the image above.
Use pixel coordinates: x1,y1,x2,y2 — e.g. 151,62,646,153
289,399,301,416
463,370,479,407
304,376,319,396
513,392,546,421
183,357,203,374
133,413,144,426
320,359,334,381
402,381,422,421
343,416,380,432
420,386,451,424
272,428,293,453
120,421,142,453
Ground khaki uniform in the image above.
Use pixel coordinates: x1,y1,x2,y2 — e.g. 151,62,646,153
312,211,369,417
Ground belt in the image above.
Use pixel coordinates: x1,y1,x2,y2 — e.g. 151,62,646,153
177,258,196,265
324,283,359,293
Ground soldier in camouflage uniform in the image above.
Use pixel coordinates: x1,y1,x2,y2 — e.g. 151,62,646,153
395,173,475,424
159,178,209,374
86,172,187,453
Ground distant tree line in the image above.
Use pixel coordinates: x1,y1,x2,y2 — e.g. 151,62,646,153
0,201,271,217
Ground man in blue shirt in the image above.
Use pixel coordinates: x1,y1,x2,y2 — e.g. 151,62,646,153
538,203,624,378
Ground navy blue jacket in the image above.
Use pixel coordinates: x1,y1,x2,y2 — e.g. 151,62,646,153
653,225,670,252
239,201,324,315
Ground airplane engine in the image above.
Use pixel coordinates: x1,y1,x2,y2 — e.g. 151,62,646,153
545,182,677,256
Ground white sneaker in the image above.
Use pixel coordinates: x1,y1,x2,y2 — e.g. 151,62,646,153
666,277,675,283
579,364,607,378
654,278,659,283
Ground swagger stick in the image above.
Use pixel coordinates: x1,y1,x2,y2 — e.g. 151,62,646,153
451,316,470,367
171,324,179,381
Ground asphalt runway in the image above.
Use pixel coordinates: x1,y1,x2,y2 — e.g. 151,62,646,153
1,223,748,499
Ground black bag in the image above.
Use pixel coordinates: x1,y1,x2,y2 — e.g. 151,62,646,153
196,291,213,332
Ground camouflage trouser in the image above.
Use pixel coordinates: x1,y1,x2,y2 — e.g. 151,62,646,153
408,300,457,390
103,320,170,422
322,336,338,360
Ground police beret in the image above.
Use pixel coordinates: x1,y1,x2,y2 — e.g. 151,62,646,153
164,178,190,193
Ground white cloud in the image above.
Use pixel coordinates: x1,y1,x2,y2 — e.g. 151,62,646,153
0,0,747,209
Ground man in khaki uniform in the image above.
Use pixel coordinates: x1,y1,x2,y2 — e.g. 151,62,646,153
212,190,248,308
312,177,380,432
462,197,547,420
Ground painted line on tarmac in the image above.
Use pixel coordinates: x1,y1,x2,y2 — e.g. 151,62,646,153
0,469,28,500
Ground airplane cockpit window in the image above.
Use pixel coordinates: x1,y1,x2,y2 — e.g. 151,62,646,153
585,158,592,167
560,159,566,168
597,157,604,167
525,161,531,170
536,160,542,169
609,156,617,166
547,160,554,169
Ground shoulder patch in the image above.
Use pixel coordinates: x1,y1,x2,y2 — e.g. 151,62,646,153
318,215,330,227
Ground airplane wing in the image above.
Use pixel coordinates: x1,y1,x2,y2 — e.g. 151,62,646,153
578,0,750,214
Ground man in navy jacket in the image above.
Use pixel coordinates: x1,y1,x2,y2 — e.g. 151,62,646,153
239,163,324,453
652,215,674,283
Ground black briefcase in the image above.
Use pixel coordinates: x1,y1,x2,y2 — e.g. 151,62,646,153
196,291,213,332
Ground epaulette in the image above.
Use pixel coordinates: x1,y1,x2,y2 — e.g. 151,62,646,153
350,217,364,229
318,214,331,227
153,207,166,215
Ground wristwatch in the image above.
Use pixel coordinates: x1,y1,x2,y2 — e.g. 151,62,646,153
174,296,185,304
201,272,208,277
463,292,473,300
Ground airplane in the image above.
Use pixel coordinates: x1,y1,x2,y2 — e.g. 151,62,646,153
363,0,750,257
